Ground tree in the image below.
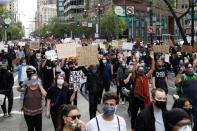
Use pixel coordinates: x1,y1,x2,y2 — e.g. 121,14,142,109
161,0,193,45
7,21,25,40
100,9,126,41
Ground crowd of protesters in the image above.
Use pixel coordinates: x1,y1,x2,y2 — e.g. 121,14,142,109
0,40,197,131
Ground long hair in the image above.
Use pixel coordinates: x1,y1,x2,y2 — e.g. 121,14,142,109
51,74,68,88
56,104,78,131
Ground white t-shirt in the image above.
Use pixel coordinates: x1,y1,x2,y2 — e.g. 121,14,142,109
154,108,165,131
86,114,127,131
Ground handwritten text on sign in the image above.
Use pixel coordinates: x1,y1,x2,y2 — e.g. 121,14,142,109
69,71,82,89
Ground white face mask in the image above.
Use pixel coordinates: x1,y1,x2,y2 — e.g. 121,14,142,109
102,60,107,63
178,125,192,131
57,79,64,85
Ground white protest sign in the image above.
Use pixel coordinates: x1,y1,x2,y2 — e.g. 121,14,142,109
69,71,82,89
122,42,134,50
45,50,57,61
18,42,26,46
165,54,170,63
0,44,4,51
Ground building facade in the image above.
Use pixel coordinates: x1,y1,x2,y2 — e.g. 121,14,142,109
64,0,85,21
8,0,19,22
57,0,64,19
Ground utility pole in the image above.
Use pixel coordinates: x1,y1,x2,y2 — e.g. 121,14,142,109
191,2,194,46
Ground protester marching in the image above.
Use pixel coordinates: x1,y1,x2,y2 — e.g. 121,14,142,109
0,38,197,131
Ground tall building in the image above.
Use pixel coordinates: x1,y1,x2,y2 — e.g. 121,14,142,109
40,4,57,24
64,0,85,20
57,0,64,19
35,0,57,28
48,0,56,4
8,0,19,22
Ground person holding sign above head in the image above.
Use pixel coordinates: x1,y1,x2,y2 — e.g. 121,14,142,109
45,74,78,130
41,55,56,91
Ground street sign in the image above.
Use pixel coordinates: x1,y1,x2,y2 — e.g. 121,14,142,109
114,6,125,16
126,6,134,16
147,26,156,34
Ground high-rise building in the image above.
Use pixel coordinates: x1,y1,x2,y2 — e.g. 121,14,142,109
8,0,19,22
57,0,64,19
64,0,85,21
36,0,57,28
48,0,56,4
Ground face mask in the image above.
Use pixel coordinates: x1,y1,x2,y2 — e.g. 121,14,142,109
186,68,194,76
102,60,107,63
65,119,77,129
22,63,26,66
102,106,116,116
122,63,126,67
157,65,163,69
178,125,192,131
184,108,192,115
138,71,145,76
140,63,145,67
154,100,166,110
57,79,64,85
92,69,97,74
129,65,133,70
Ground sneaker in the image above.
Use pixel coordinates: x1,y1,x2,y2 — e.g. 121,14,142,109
8,113,12,117
3,113,8,118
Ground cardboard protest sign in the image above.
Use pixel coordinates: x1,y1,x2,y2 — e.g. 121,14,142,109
181,45,193,53
56,44,77,59
12,58,20,65
122,42,134,50
45,50,57,61
153,45,170,53
29,41,40,50
69,71,83,89
193,43,197,52
76,46,99,66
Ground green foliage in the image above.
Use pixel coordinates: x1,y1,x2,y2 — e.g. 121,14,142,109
32,17,95,39
100,9,126,39
7,21,25,40
0,5,24,40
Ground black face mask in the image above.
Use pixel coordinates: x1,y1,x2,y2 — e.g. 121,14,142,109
184,108,192,115
157,65,163,69
155,100,166,110
69,67,74,71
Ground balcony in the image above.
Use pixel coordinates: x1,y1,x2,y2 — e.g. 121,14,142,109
64,5,85,13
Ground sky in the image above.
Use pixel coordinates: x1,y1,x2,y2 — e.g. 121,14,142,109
18,0,37,37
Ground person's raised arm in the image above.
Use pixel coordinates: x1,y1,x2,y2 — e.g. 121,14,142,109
146,51,155,78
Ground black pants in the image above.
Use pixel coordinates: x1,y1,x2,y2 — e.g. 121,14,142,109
50,107,59,130
103,81,111,92
24,113,42,131
89,94,98,120
1,90,13,114
117,85,125,101
130,96,144,129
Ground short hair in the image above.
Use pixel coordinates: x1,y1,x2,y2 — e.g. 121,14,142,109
151,88,166,98
102,92,119,105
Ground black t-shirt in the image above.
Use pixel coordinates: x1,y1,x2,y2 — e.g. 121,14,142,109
46,86,72,109
153,67,168,90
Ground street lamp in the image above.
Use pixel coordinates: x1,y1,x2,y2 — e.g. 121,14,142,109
147,0,153,44
4,18,11,44
96,3,103,38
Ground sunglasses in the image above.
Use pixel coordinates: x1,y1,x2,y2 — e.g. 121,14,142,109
68,114,81,120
